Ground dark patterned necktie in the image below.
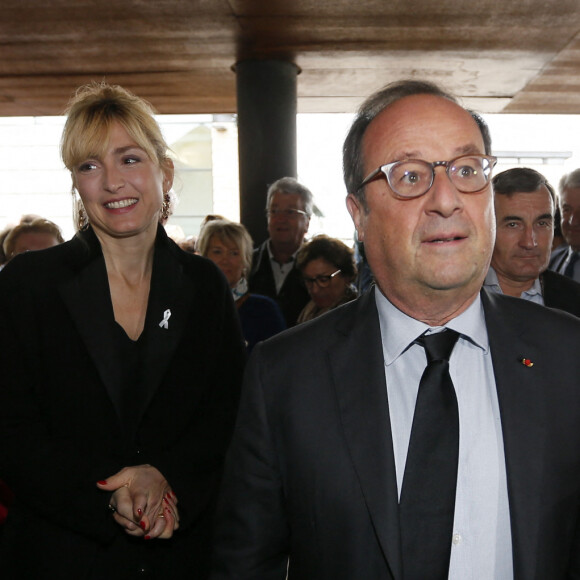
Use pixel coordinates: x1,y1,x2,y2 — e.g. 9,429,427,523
399,329,460,580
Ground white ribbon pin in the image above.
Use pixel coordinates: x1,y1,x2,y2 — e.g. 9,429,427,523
159,309,171,330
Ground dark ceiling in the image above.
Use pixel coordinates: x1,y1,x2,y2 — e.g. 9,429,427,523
2,0,580,117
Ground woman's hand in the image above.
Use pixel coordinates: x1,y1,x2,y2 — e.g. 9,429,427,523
97,465,179,539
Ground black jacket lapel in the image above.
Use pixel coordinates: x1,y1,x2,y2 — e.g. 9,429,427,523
329,289,403,579
58,230,125,420
132,231,195,432
482,289,545,578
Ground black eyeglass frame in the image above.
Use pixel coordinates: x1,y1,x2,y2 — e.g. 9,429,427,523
357,154,498,199
303,269,342,289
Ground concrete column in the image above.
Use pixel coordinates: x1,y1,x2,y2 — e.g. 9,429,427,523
235,59,298,246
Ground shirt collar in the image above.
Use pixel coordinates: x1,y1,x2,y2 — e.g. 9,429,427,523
374,286,489,366
267,239,298,264
484,266,542,298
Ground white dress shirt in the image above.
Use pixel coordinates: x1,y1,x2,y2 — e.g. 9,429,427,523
375,288,513,579
266,240,298,294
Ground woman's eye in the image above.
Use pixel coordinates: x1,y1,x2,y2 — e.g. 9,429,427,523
124,156,140,165
78,162,97,172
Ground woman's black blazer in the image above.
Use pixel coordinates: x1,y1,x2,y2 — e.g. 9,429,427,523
0,225,246,579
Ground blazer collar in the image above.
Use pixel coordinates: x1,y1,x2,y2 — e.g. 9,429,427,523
481,288,545,578
58,225,194,439
329,289,403,579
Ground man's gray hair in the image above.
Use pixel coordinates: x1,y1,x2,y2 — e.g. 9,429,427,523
343,79,492,209
266,177,314,217
559,168,580,195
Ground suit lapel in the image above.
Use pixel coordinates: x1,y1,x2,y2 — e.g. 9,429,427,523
133,235,195,431
58,228,195,439
482,290,545,578
58,233,126,419
329,290,403,579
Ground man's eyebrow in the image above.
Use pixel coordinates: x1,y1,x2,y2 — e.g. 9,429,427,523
454,144,483,155
501,215,523,222
536,213,553,221
392,145,484,160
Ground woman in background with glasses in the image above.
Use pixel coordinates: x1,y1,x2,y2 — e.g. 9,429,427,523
296,234,358,323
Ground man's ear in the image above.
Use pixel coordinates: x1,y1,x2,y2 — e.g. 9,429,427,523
346,193,365,243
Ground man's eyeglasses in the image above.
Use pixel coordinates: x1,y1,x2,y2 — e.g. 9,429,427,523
266,208,308,219
303,269,341,289
358,154,497,199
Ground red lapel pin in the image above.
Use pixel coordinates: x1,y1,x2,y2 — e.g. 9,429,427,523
521,358,534,367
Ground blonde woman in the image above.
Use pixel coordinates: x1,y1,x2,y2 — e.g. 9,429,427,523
0,83,245,579
197,218,286,351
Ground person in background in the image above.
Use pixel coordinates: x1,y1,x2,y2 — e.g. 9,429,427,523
178,235,197,254
485,167,580,316
198,218,286,351
552,207,565,250
0,225,13,269
549,168,580,281
0,82,245,579
249,177,312,327
295,234,358,323
2,216,64,262
211,80,580,579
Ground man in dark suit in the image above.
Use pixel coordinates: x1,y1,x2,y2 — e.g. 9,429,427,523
211,81,580,579
485,167,580,316
549,168,580,282
248,177,312,326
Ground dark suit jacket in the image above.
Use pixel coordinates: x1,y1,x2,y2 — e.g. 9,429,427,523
211,288,580,579
0,226,246,579
248,240,310,327
549,244,570,274
541,268,580,316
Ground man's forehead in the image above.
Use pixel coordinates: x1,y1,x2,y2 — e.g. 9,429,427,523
495,189,554,212
561,186,580,203
364,94,484,156
270,192,303,205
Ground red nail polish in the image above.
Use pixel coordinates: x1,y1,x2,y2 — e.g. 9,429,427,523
163,497,169,504
97,480,107,485
144,535,151,540
137,508,143,516
140,520,146,530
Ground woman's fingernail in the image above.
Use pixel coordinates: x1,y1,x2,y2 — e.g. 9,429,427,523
97,480,107,485
144,535,151,540
163,497,169,504
140,520,146,530
137,508,143,516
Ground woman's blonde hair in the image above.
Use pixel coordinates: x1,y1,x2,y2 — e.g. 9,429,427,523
61,82,170,171
196,219,254,275
60,82,172,230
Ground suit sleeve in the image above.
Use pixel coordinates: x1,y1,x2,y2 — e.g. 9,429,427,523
210,343,290,579
0,265,119,543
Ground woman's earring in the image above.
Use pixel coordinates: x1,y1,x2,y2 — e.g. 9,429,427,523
72,186,89,231
161,191,171,223
78,204,88,230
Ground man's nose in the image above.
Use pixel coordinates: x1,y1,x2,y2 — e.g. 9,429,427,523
426,168,464,217
520,226,537,248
